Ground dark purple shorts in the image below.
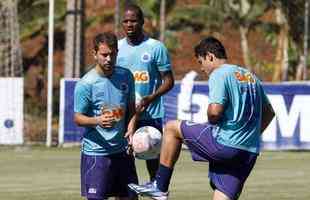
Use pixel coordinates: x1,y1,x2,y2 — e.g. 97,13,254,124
181,121,258,200
136,118,163,132
80,152,138,199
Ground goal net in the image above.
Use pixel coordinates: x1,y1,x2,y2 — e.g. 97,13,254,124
0,0,22,77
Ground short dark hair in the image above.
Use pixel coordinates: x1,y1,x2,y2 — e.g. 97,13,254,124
93,32,118,52
124,4,144,24
194,36,227,59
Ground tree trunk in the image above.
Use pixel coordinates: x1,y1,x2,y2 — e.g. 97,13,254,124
273,6,289,82
239,26,251,69
296,54,306,80
237,0,252,69
115,0,120,35
296,0,309,80
281,29,289,81
64,0,84,78
160,0,166,42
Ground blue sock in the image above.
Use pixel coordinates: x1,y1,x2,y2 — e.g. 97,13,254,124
155,164,173,192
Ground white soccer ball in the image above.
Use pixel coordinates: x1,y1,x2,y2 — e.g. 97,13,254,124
132,126,162,160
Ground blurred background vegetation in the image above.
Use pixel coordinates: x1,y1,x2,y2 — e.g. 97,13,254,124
0,0,309,144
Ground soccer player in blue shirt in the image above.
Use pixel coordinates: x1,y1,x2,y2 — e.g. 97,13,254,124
117,4,174,181
74,32,138,200
128,37,275,200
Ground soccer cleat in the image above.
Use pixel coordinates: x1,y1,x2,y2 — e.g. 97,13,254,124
128,181,169,200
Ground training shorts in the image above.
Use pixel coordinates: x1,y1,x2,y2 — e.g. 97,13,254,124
81,152,138,199
181,121,257,200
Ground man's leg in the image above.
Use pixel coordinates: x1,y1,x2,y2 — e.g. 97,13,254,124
146,158,159,181
159,120,183,168
128,120,184,199
213,190,231,200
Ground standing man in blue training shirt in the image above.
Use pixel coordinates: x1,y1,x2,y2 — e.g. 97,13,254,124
74,32,138,200
129,37,275,200
117,4,174,181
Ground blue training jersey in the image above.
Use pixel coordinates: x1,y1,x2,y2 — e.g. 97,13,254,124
208,64,270,154
116,36,172,120
74,67,135,156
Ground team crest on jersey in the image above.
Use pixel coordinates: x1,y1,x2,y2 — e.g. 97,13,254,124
141,52,151,63
120,82,129,93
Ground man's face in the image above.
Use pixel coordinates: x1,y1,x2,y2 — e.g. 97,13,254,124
94,43,117,73
122,9,143,38
197,54,213,76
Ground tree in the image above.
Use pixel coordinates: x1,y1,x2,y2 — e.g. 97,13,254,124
220,0,270,69
168,0,270,70
269,0,309,81
133,0,176,38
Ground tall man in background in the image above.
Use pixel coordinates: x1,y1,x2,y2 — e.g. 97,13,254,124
74,32,138,200
129,37,275,200
117,4,174,181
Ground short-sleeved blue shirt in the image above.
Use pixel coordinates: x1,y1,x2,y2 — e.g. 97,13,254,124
116,36,172,120
209,64,269,153
74,67,135,156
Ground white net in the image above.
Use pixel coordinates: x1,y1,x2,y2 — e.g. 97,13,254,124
0,0,22,77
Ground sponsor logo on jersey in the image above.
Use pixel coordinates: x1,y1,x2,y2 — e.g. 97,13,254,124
141,52,151,63
234,71,256,83
134,71,149,83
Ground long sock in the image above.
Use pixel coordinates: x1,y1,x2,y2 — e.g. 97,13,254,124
146,158,159,181
155,164,173,192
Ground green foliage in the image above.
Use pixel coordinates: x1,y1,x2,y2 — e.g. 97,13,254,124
168,4,224,32
279,0,308,48
132,0,176,20
86,9,115,29
163,30,180,52
18,0,66,39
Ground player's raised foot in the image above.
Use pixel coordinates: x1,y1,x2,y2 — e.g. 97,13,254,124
128,181,169,200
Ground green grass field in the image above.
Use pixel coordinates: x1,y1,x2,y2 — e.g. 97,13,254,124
1,146,310,200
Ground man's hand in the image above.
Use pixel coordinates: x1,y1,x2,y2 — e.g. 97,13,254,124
125,129,135,155
136,95,153,113
125,129,134,145
96,112,116,128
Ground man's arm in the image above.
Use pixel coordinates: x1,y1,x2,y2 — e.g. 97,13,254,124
260,103,275,134
125,101,138,144
74,113,98,127
136,70,174,112
74,112,116,128
207,103,224,124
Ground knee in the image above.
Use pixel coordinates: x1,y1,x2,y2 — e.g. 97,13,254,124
164,120,182,139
